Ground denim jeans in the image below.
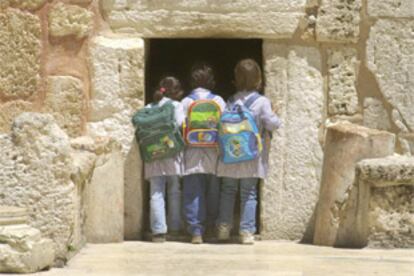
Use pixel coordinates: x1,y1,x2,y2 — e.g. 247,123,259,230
150,175,181,235
217,177,258,234
182,174,220,236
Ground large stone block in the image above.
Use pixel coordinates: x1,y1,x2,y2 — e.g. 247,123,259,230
0,100,34,133
316,0,362,43
313,122,395,247
0,113,82,264
363,97,391,131
48,2,94,39
84,138,124,243
328,48,360,115
5,0,47,11
356,156,414,248
262,43,323,240
368,0,414,18
0,222,55,273
367,19,414,131
0,8,41,100
44,76,86,138
102,0,306,38
88,35,144,155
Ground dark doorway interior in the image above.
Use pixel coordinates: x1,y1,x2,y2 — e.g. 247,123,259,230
146,39,263,103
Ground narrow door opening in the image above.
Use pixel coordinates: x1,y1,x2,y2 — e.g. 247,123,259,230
144,39,263,238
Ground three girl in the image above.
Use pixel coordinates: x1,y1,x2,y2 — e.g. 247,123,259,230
136,59,281,244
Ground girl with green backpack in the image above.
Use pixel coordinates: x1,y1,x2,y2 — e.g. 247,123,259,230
132,76,185,242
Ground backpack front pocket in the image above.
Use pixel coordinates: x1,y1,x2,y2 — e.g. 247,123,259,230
139,128,184,162
219,131,261,164
186,129,218,147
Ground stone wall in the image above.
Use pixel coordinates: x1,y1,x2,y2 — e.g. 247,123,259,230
0,0,413,249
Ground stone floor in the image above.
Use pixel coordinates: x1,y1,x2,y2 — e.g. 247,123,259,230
22,241,414,275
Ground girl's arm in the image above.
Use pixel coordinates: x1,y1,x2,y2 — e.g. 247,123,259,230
260,98,282,132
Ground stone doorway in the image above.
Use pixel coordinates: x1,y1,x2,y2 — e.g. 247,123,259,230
141,38,264,237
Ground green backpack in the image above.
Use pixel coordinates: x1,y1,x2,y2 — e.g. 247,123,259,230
132,101,184,162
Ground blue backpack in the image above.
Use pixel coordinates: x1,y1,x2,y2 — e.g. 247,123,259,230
218,92,263,164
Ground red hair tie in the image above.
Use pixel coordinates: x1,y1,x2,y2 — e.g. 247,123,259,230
160,87,166,94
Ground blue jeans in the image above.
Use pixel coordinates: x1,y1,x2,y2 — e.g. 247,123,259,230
182,174,220,236
150,176,181,235
217,177,258,234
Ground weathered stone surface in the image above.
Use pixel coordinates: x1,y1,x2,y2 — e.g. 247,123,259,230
88,36,144,155
357,156,414,186
102,0,306,38
0,100,34,133
0,113,82,263
368,0,414,18
0,224,55,273
0,8,41,99
363,97,391,131
369,185,414,248
2,0,47,11
328,48,360,115
48,2,94,39
355,156,414,248
399,133,414,155
367,19,414,130
124,138,145,240
316,0,362,43
262,43,323,240
44,76,86,138
0,206,28,226
313,122,395,247
84,138,124,243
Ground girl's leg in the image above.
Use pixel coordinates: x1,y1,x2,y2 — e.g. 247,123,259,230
166,175,181,232
239,178,259,234
150,176,167,235
206,174,220,233
183,174,206,237
217,177,239,229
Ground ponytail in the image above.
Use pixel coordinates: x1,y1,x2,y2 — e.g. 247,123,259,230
153,87,167,103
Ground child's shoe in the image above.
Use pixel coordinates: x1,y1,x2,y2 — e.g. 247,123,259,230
239,232,254,245
191,235,203,244
152,234,166,243
217,224,231,241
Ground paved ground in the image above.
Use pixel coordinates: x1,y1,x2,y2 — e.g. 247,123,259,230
30,241,414,275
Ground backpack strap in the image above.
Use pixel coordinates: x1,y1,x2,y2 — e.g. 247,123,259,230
244,92,262,109
206,92,215,100
188,92,199,101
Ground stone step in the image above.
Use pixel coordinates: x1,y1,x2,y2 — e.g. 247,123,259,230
0,206,28,226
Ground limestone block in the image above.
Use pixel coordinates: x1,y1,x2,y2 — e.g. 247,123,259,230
0,206,28,226
399,133,414,155
88,36,144,155
316,0,362,43
0,113,81,263
124,137,145,240
4,0,47,11
356,156,414,248
103,0,306,38
368,0,414,18
313,122,395,247
48,2,94,39
367,19,414,130
328,48,360,115
0,206,55,273
0,8,41,99
262,43,324,240
44,76,86,138
0,225,55,273
84,138,124,243
0,100,34,133
363,97,391,131
369,185,414,248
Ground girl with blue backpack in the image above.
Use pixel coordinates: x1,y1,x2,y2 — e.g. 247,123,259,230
181,63,226,244
132,76,185,242
216,59,282,244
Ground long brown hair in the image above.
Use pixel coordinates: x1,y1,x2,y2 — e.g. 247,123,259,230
234,59,262,92
153,76,184,102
